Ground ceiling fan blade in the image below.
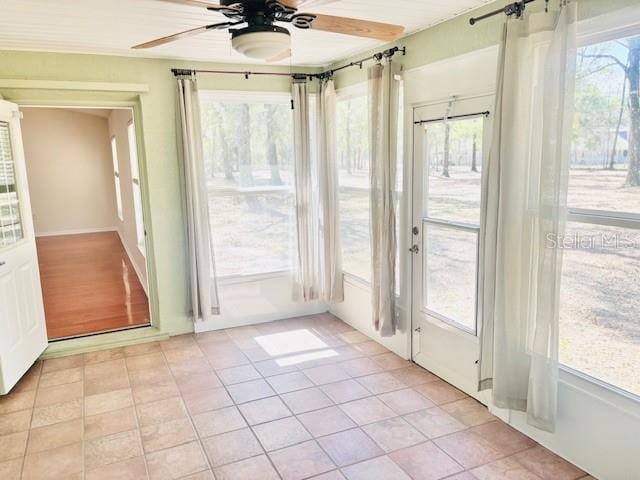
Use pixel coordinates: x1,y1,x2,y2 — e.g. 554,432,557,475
299,0,337,8
158,0,221,8
132,22,230,49
267,49,292,62
309,14,404,41
157,0,244,14
276,0,302,7
272,0,336,7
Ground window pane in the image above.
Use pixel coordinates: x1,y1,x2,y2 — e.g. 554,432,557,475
570,35,639,213
127,123,140,180
111,137,123,221
559,223,640,396
423,223,478,332
132,182,145,251
424,117,483,225
0,122,24,246
127,123,145,251
337,94,371,282
199,96,294,277
209,193,294,277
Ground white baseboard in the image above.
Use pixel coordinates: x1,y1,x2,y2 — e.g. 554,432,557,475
329,275,411,359
194,304,327,333
36,227,116,237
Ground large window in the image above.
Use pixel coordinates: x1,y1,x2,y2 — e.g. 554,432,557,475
127,121,145,253
199,92,295,278
422,116,484,334
337,90,371,282
560,33,640,397
110,136,123,221
336,85,404,284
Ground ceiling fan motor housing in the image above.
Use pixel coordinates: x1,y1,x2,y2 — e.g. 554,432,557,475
132,0,404,60
231,24,291,60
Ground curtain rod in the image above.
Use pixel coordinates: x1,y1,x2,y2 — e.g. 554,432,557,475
414,111,490,126
469,0,548,25
171,68,313,80
171,46,406,81
319,46,406,79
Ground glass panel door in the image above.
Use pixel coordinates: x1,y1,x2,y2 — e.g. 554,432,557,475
410,95,493,400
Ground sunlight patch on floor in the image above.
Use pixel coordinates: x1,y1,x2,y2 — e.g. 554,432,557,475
255,329,328,357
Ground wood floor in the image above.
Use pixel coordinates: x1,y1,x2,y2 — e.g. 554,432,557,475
36,232,150,340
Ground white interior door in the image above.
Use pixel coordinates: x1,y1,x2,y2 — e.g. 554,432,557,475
410,96,492,401
0,100,47,395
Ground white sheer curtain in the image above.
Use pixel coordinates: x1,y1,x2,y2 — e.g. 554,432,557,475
368,58,400,337
478,3,577,431
292,80,319,301
317,78,344,303
177,75,220,321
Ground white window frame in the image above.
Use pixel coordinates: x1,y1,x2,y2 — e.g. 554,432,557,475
110,136,123,221
198,90,296,281
559,15,640,401
127,120,146,254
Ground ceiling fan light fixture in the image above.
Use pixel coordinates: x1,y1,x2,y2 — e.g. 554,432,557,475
231,25,291,60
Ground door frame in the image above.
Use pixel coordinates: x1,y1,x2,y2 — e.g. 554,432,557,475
15,98,161,346
409,94,493,402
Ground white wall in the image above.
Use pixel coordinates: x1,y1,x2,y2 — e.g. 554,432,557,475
107,108,147,292
21,108,117,235
194,274,326,333
330,276,411,358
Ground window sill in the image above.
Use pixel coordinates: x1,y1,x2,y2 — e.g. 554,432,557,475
422,308,478,338
342,272,372,291
217,270,291,286
558,365,640,416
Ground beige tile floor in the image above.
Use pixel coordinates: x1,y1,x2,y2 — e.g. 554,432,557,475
0,313,592,480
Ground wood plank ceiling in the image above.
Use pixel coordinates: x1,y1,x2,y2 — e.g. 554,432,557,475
0,0,494,66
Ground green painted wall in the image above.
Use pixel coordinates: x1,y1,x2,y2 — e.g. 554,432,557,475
331,0,639,89
0,51,320,338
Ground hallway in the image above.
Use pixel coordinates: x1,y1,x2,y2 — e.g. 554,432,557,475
37,232,150,340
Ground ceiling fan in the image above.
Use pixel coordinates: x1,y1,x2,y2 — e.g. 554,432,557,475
133,0,405,62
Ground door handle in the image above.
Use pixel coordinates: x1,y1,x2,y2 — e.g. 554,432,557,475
409,245,419,254
0,261,5,267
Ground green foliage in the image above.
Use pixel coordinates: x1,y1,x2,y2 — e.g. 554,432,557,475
336,95,369,174
425,118,483,173
199,98,293,186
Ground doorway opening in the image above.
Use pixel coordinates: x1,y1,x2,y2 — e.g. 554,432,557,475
410,94,493,400
20,106,151,340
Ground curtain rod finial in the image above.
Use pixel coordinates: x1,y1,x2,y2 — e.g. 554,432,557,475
172,68,194,77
